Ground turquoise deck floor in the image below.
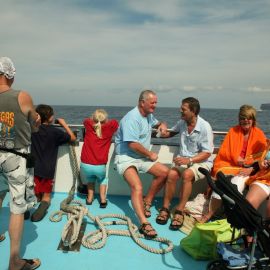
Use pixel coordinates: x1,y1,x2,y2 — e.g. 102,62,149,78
0,193,209,270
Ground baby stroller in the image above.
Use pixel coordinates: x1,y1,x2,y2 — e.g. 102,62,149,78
198,167,270,270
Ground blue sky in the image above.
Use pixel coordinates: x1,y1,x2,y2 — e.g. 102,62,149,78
1,0,270,109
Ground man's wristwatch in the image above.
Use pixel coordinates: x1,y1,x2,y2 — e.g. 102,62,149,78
189,158,193,166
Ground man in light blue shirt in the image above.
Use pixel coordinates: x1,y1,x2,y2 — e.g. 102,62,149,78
115,90,168,238
115,106,158,159
156,97,214,230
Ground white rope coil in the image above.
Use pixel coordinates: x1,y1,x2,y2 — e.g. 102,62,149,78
50,145,173,254
50,200,173,254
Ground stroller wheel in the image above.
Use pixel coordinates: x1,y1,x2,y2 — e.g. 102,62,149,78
206,259,228,270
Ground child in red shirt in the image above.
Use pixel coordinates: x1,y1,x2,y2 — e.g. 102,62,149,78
80,109,118,208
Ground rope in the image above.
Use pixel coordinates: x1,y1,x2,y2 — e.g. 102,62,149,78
50,145,173,254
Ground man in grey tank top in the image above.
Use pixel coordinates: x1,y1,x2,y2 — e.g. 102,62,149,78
0,57,41,270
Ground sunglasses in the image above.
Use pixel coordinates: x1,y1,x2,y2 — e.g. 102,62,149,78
239,116,253,121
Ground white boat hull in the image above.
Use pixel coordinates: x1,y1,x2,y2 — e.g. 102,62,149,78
54,143,209,198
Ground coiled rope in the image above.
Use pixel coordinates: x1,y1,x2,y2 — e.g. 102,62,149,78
50,145,173,254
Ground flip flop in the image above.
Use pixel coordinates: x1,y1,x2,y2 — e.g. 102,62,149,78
0,234,5,242
21,258,41,270
31,201,50,222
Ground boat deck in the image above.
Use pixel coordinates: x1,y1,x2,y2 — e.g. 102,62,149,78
0,193,209,270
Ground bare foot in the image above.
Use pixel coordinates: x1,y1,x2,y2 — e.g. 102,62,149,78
198,213,212,223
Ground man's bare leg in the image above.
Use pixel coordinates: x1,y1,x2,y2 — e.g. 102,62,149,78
156,168,180,224
175,169,194,211
123,166,146,224
167,169,194,228
144,162,169,205
123,166,157,237
8,213,25,270
162,168,180,209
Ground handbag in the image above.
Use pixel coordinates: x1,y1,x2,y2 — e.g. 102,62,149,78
180,219,240,260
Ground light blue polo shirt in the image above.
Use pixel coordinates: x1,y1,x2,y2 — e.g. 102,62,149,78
115,106,159,159
171,115,214,164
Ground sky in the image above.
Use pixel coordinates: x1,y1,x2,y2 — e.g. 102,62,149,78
1,0,270,109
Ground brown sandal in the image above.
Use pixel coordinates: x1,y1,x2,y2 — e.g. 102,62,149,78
0,234,5,242
143,198,151,218
169,210,184,231
139,222,157,239
156,207,170,225
21,258,41,270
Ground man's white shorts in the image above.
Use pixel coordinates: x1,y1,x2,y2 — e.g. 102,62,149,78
115,155,156,175
173,162,212,182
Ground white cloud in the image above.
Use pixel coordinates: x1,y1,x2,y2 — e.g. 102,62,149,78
247,86,270,93
182,86,197,92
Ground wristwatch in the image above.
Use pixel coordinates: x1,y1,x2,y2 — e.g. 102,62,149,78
189,158,193,166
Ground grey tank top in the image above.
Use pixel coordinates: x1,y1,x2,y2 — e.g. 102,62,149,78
0,89,31,149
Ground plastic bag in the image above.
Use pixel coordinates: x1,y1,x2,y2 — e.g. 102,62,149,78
180,219,240,260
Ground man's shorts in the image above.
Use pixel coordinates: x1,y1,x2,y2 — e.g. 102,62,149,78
80,162,108,185
34,176,54,194
115,155,156,176
251,181,270,197
173,162,212,182
0,147,36,214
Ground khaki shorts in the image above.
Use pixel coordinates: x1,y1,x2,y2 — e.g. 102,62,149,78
0,147,37,214
115,154,156,175
173,162,212,182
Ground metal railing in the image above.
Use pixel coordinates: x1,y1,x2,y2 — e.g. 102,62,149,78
53,124,228,147
54,124,270,148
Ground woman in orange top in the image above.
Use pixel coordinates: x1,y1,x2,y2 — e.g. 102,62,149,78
201,105,267,222
212,106,267,177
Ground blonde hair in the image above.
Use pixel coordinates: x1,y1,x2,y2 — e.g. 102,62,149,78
239,104,257,126
92,109,108,138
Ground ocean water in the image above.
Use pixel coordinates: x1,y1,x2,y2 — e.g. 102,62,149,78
53,105,270,146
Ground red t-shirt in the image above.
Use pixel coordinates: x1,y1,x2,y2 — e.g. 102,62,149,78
81,118,119,165
240,137,248,159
